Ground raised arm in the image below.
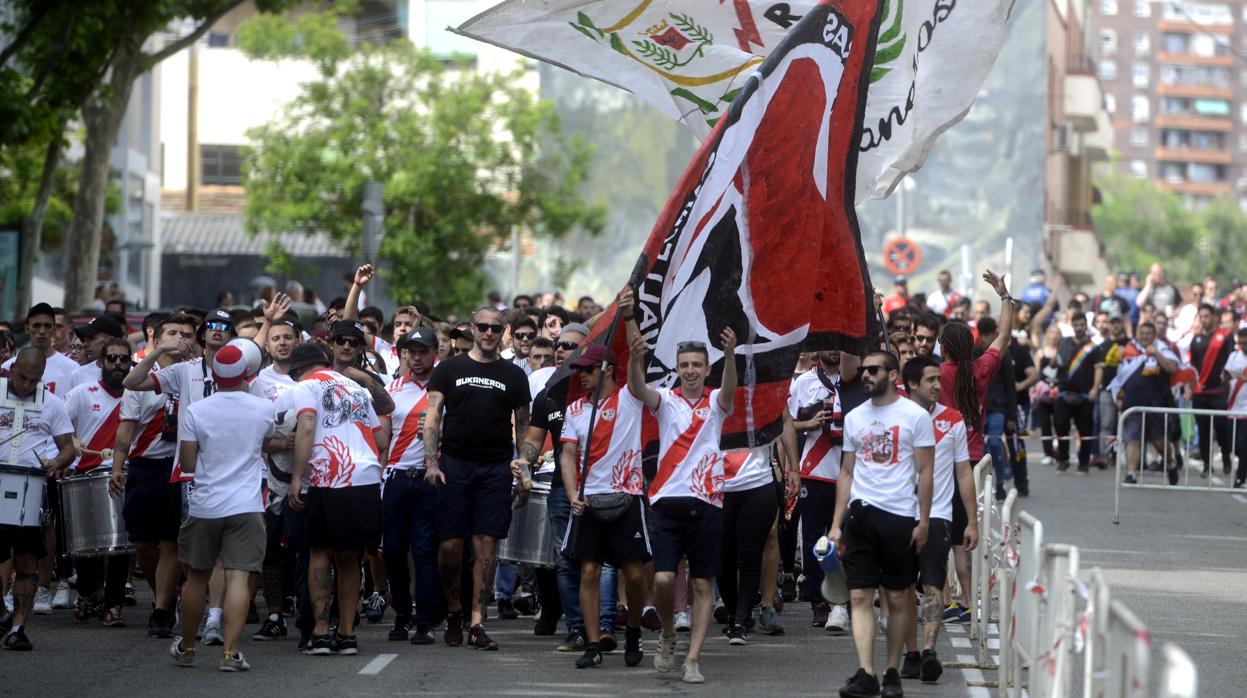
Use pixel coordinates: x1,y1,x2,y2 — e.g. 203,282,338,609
619,288,660,411
984,268,1013,354
1030,275,1062,333
343,264,372,321
254,292,293,352
717,327,738,413
124,341,184,391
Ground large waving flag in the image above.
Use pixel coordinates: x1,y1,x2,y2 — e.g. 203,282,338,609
455,0,1014,202
558,0,882,449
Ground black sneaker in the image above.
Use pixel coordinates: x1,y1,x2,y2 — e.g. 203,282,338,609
253,613,287,641
123,583,137,607
575,644,603,668
466,624,498,650
533,616,559,636
147,607,175,638
410,623,435,645
557,628,587,652
727,624,747,646
3,627,32,651
899,650,921,679
839,667,880,698
1076,463,1089,475
811,602,830,627
1056,460,1071,473
1123,472,1138,485
498,599,518,620
624,626,643,667
880,667,904,697
780,574,797,602
389,617,412,641
444,610,464,646
331,633,358,655
305,633,333,656
920,649,943,683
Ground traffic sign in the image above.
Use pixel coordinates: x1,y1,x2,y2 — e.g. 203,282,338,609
883,237,922,276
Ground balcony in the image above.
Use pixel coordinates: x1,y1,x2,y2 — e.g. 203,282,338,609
1155,52,1234,67
1156,180,1232,196
1082,110,1113,162
1064,73,1103,133
1156,83,1234,99
1155,114,1232,131
1155,147,1233,164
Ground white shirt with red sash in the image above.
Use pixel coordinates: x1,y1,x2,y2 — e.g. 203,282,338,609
64,381,124,473
385,373,430,471
560,386,645,496
648,387,730,507
787,368,842,483
929,403,969,522
1225,349,1247,419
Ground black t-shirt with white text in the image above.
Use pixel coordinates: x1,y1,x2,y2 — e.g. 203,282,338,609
428,353,531,463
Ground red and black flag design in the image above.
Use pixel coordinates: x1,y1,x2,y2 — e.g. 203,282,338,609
573,0,883,449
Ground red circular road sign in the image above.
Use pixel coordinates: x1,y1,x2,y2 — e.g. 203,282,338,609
883,237,922,276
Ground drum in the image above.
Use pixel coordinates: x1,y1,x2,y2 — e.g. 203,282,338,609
497,479,555,568
0,464,46,528
60,470,133,557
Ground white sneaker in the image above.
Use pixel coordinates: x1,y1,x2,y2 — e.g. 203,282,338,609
825,605,849,634
1041,456,1054,466
654,632,677,672
682,659,705,683
51,581,72,609
674,610,692,632
203,619,224,646
33,587,52,615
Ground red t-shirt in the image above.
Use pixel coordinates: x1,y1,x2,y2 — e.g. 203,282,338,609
938,347,1001,461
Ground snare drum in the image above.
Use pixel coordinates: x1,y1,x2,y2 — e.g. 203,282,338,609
0,464,46,528
497,479,555,568
60,469,133,557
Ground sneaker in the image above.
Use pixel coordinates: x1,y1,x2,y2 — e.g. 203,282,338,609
297,630,313,653
1056,460,1071,473
557,628,587,652
641,606,662,632
443,610,464,647
881,667,904,697
942,603,966,622
613,605,629,630
73,597,103,623
364,592,388,623
148,608,175,638
388,616,412,641
283,595,297,617
674,610,692,632
811,602,830,627
533,615,559,636
900,650,921,679
332,633,358,655
3,627,32,652
624,626,643,667
876,607,887,634
575,645,603,668
654,632,677,672
33,587,51,615
51,581,72,609
598,631,617,653
727,624,747,645
1234,479,1245,489
512,593,538,616
123,583,137,607
220,650,250,672
305,634,332,656
839,667,880,698
920,649,943,683
1041,456,1054,466
826,605,849,634
497,599,518,620
682,659,705,684
410,623,435,645
203,619,224,646
466,624,498,650
1076,463,1089,475
712,598,728,624
1123,472,1138,485
780,574,797,602
1170,465,1183,486
169,637,194,666
253,613,287,640
757,607,785,635
102,606,126,627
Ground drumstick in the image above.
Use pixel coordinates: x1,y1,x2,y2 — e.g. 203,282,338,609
0,428,29,448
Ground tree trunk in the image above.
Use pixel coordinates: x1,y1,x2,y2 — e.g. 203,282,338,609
62,44,140,311
17,135,64,313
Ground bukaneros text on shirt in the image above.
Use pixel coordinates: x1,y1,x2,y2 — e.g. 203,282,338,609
454,376,509,391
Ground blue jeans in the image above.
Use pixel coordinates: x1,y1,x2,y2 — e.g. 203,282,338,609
382,474,444,626
985,410,1012,483
546,485,618,631
495,563,516,601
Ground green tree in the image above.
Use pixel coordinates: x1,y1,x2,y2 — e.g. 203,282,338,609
240,22,605,314
0,137,121,251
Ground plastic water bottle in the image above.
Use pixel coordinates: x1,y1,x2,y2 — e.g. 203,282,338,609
813,535,840,573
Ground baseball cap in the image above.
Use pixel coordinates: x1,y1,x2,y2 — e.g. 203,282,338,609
287,344,331,378
559,323,590,341
569,343,617,369
26,302,55,320
449,326,474,341
212,339,262,387
331,320,366,340
74,315,126,339
396,327,438,350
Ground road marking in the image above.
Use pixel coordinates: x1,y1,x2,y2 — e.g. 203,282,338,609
987,638,1000,649
1233,494,1247,504
358,653,397,675
951,636,971,648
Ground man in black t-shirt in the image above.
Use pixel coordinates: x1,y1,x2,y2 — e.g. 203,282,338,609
1053,314,1097,473
1188,304,1234,476
425,307,531,651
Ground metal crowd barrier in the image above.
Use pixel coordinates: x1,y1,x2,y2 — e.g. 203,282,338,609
969,456,994,665
1159,643,1198,698
1114,405,1244,524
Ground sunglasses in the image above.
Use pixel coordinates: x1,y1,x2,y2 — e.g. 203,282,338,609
557,341,581,352
571,363,599,373
205,321,232,332
334,337,363,348
512,331,536,341
102,354,131,365
862,365,891,375
476,322,504,335
914,335,936,344
677,340,707,353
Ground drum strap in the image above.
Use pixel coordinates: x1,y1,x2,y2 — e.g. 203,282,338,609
0,379,46,465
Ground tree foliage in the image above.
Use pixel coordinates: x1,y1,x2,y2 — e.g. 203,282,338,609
241,23,606,314
1092,173,1247,283
0,137,120,250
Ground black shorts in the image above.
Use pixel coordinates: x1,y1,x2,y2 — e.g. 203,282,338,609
950,483,968,547
561,495,652,566
123,458,183,543
649,497,722,579
841,501,917,591
0,525,47,563
305,485,382,551
435,455,513,541
915,518,952,590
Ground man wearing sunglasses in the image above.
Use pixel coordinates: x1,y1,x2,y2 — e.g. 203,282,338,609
424,307,531,651
828,350,935,698
67,315,128,391
506,314,539,376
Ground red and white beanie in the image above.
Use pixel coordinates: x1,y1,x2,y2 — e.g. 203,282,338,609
212,338,262,387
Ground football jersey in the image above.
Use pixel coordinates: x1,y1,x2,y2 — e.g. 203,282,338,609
67,362,102,392
560,386,645,496
929,403,970,522
3,352,78,396
1226,350,1247,417
63,381,124,472
788,369,843,482
842,397,936,519
386,373,430,470
286,369,382,488
120,386,176,461
723,445,774,493
649,387,730,507
250,365,296,403
152,358,214,407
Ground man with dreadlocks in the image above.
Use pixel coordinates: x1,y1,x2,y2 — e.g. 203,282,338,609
935,270,1012,625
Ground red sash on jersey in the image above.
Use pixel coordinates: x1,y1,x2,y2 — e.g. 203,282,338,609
648,392,711,499
1196,329,1229,394
387,385,429,466
1228,380,1246,416
78,402,122,472
800,434,835,479
577,392,621,489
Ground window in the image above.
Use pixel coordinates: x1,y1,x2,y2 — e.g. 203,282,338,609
1160,63,1231,87
1132,95,1150,123
1188,163,1225,182
1131,127,1149,146
1135,32,1151,56
1135,0,1152,15
1099,59,1118,80
1130,160,1147,178
1163,2,1232,25
1101,0,1118,14
200,144,242,185
1105,93,1117,113
1160,162,1184,181
1101,28,1118,56
1241,102,1247,125
1193,98,1230,116
1133,63,1150,87
1240,133,1247,152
